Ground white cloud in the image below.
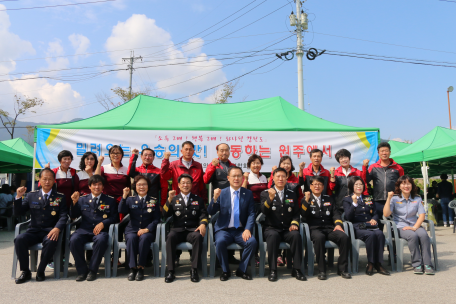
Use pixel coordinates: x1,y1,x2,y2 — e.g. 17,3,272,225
45,39,70,71
105,14,227,101
68,34,91,58
0,5,35,74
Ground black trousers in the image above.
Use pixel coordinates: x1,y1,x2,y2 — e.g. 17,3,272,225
310,228,350,272
70,231,109,275
374,200,386,231
125,232,155,268
354,228,385,264
166,230,203,271
264,229,302,271
14,230,58,273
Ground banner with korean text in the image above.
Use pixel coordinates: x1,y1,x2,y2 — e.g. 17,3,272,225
35,129,379,171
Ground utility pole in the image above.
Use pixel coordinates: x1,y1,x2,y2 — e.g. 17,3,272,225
122,50,142,100
289,1,308,111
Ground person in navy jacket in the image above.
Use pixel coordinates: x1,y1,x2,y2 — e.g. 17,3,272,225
342,176,389,276
207,166,257,281
13,168,68,284
118,175,161,281
69,174,118,282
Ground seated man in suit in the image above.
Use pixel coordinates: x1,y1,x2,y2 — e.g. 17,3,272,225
207,166,257,281
301,176,351,280
69,174,118,282
13,168,68,284
260,168,305,281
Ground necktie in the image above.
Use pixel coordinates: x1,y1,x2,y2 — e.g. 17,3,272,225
279,191,283,201
140,197,144,206
44,194,49,205
358,197,363,205
233,191,240,228
93,197,98,207
184,195,188,206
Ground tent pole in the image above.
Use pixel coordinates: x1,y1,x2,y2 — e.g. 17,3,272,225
31,142,36,191
452,167,455,193
423,161,428,218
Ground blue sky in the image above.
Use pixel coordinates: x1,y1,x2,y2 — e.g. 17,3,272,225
0,0,454,142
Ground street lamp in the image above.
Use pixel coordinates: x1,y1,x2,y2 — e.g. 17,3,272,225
448,86,454,129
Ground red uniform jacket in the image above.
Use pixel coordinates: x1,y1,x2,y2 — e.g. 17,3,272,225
329,165,368,210
161,157,206,202
203,159,235,190
301,163,332,196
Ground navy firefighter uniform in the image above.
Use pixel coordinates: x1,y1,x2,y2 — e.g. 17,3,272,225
70,193,118,276
13,189,68,274
118,195,161,269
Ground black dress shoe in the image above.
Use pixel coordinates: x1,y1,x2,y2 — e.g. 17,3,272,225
374,264,390,276
36,272,46,282
128,268,137,281
165,271,175,283
235,269,252,280
228,255,241,265
220,272,231,281
317,271,327,280
366,264,374,276
76,273,87,282
86,271,97,281
136,268,144,281
268,270,278,281
292,269,307,281
190,269,199,282
15,270,31,284
337,270,352,279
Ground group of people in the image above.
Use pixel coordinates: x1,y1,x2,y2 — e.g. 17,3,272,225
12,141,438,284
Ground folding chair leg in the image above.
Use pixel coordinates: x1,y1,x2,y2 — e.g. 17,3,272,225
104,249,111,278
12,250,18,279
431,242,438,271
396,243,404,272
153,244,159,277
161,242,166,277
352,245,360,274
30,250,37,272
112,247,119,277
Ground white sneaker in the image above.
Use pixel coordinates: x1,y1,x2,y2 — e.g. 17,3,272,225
450,224,454,228
443,223,448,227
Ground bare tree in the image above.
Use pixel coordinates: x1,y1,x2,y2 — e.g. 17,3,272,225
96,86,153,111
212,80,247,104
25,125,35,145
0,95,44,139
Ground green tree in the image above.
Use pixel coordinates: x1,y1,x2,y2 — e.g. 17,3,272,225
95,86,154,111
0,95,44,139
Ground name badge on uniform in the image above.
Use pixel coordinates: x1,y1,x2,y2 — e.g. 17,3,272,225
131,205,138,209
83,205,90,208
411,201,417,204
175,211,181,216
147,208,152,213
326,210,330,215
288,207,292,212
32,202,39,205
323,202,331,206
272,206,276,211
175,203,181,206
103,214,108,218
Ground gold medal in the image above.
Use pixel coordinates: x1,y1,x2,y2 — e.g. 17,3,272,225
49,198,53,201
103,214,107,218
147,208,152,213
51,211,56,216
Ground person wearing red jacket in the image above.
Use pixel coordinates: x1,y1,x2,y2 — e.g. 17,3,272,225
301,149,332,196
364,142,404,231
329,149,368,212
161,141,206,201
203,143,236,191
76,152,98,196
127,148,169,207
43,150,79,208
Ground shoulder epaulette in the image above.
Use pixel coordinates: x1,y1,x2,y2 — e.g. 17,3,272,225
57,192,64,195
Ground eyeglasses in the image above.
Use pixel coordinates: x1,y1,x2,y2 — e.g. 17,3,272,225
230,175,243,179
136,183,148,187
311,183,323,187
110,152,122,156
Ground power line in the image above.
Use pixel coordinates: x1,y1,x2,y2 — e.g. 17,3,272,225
0,0,116,11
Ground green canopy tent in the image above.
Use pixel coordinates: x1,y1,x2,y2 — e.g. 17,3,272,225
0,138,34,173
33,95,380,190
391,126,456,211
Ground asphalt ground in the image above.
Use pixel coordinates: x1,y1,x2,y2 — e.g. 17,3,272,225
0,226,454,303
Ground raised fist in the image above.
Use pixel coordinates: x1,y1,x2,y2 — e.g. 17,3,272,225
268,188,276,200
330,167,335,175
272,165,278,171
71,191,80,204
299,162,306,170
351,193,358,203
16,186,26,198
243,172,250,179
213,188,222,201
85,165,93,174
387,191,394,199
123,187,131,198
45,162,50,168
212,158,219,167
363,159,369,167
168,190,176,201
98,156,105,164
305,191,311,202
164,152,171,160
132,148,139,155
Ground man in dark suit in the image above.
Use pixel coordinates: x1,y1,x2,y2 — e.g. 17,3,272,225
69,174,118,281
260,168,305,281
13,168,68,284
207,166,257,281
